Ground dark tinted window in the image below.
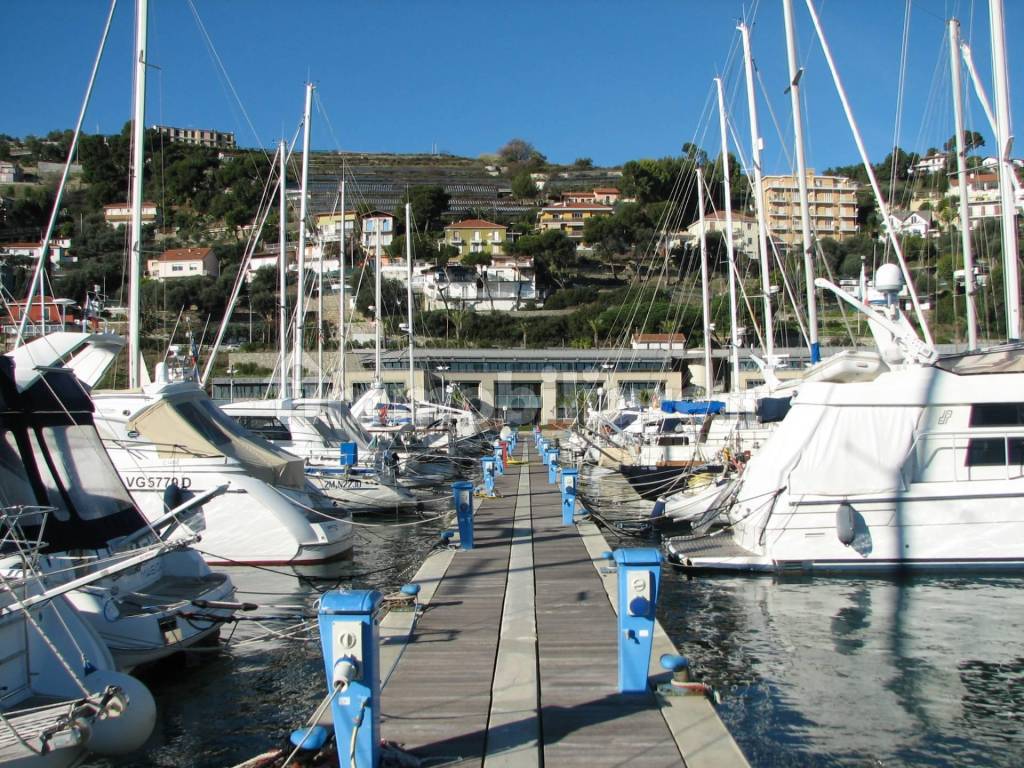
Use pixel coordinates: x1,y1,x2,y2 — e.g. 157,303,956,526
237,416,292,441
966,437,1024,466
970,403,1024,427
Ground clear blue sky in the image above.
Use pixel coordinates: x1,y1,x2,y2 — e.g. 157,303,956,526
3,1,1021,174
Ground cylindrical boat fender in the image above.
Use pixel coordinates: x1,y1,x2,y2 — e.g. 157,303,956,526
836,502,856,546
83,670,156,755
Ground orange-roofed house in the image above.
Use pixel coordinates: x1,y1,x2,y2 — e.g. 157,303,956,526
147,247,218,281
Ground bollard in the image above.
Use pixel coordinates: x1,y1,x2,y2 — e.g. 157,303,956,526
452,480,475,549
560,468,578,525
548,457,559,485
310,589,382,767
612,548,662,693
340,441,358,467
480,456,496,497
546,446,559,474
499,440,509,467
493,443,505,476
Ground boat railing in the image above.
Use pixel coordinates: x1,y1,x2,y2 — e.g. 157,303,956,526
0,506,57,569
911,427,1024,483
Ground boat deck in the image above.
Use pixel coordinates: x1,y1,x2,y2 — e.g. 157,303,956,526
378,440,748,767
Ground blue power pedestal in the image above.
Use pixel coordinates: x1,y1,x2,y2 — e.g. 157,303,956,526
538,439,548,462
612,548,662,694
546,447,560,483
452,480,475,549
340,441,358,467
315,589,382,767
560,468,579,525
480,456,496,497
493,442,505,476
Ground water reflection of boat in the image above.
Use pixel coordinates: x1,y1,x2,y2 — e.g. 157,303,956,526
660,572,1024,765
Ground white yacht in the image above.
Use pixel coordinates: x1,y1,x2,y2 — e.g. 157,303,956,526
220,397,420,513
667,272,1024,573
17,334,354,567
1,353,239,670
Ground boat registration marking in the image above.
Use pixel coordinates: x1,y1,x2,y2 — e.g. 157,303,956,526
124,475,195,490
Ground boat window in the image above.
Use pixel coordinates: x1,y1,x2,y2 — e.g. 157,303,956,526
0,430,39,509
31,425,136,521
612,412,638,430
236,415,292,442
172,400,231,447
965,437,1024,467
969,403,1024,427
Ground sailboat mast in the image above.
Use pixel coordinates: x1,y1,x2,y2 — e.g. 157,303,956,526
803,0,934,349
989,0,1021,341
278,140,289,399
374,228,382,383
948,19,978,350
405,202,416,423
316,236,324,398
696,166,713,396
128,0,149,388
715,77,741,393
292,82,314,398
783,0,820,364
338,179,347,399
739,21,775,361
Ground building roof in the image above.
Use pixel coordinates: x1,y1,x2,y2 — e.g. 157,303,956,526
592,187,620,194
952,172,998,184
542,202,614,211
154,247,212,262
0,242,45,249
446,219,505,230
103,201,158,209
360,210,394,219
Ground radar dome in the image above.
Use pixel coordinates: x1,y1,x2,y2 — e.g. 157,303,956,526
875,263,904,293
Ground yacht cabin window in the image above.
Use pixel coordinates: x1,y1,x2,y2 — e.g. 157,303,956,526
966,403,1024,467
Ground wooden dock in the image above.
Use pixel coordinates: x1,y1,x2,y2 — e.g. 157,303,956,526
377,440,748,767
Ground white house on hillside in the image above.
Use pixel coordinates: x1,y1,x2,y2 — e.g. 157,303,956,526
885,210,934,239
147,247,218,281
104,201,159,228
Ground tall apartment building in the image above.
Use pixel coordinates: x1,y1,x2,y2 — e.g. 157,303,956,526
761,171,859,246
153,125,236,150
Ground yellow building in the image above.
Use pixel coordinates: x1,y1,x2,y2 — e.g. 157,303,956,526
536,202,613,241
761,171,859,246
444,219,507,257
314,210,359,242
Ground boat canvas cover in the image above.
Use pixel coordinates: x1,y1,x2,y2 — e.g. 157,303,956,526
129,396,305,488
786,401,922,496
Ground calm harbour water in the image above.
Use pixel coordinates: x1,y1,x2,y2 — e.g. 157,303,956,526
659,569,1024,767
88,505,1024,768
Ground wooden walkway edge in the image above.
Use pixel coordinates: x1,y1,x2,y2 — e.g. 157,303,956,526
377,441,748,767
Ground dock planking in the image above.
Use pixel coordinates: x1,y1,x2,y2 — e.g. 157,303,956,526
379,440,747,767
